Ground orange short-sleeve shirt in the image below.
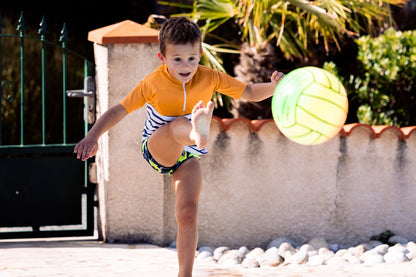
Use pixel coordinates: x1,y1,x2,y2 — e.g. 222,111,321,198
120,64,247,116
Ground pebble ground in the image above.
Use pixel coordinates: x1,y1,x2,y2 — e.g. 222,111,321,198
1,238,416,276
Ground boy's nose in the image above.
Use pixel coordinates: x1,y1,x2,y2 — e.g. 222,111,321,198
181,62,191,68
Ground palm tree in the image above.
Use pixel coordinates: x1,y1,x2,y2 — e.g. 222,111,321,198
160,0,406,118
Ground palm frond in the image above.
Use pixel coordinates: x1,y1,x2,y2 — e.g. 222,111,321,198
162,0,405,59
157,1,193,9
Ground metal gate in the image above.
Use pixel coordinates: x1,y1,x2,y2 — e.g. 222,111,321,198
0,12,96,239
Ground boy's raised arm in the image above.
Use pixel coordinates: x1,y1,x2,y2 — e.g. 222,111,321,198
74,104,128,161
240,71,285,102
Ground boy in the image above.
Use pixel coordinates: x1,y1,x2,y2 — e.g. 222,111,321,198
74,16,285,277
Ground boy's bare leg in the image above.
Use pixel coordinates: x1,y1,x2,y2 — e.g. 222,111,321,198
147,100,214,166
146,101,213,277
172,158,202,277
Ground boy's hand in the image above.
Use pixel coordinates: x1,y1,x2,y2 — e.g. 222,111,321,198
74,136,98,161
72,104,128,161
271,71,285,86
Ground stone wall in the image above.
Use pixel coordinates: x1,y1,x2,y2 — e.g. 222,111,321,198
197,119,416,248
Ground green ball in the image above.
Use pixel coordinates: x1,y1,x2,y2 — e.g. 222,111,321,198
272,67,348,145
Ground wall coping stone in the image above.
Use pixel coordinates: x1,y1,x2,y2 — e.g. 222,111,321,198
88,20,159,44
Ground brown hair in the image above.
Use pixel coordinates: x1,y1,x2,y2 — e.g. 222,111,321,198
158,17,202,56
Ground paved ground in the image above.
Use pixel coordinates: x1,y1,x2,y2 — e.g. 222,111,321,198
0,238,416,277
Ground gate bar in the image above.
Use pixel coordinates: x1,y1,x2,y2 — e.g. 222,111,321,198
39,16,47,145
0,11,3,145
61,23,68,144
17,12,25,145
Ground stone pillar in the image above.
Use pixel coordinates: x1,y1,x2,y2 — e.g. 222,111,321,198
88,20,175,244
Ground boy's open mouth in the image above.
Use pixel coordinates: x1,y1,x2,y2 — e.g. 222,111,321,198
179,72,191,78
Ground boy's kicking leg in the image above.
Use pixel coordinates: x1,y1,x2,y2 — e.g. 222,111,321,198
147,101,214,167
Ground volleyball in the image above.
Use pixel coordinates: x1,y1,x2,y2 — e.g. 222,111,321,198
272,67,348,145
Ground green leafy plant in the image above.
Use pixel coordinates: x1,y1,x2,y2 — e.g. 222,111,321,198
327,28,416,126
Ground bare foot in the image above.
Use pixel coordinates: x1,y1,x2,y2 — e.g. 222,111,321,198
190,101,214,149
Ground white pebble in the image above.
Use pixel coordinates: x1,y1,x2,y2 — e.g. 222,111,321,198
326,256,348,266
299,244,314,253
238,246,249,256
288,250,308,265
245,247,264,259
388,244,409,254
197,251,213,260
213,246,229,261
217,249,243,265
307,255,325,266
373,244,389,255
242,256,259,268
318,247,334,261
346,255,362,264
384,251,409,264
279,242,295,257
363,254,385,265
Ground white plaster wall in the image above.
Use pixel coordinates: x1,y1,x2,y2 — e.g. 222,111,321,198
334,128,416,245
198,121,416,248
199,120,342,248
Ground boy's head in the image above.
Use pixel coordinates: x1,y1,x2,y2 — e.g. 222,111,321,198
157,17,203,83
158,17,202,56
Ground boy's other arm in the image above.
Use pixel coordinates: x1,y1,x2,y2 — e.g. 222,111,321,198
240,71,285,102
74,104,128,160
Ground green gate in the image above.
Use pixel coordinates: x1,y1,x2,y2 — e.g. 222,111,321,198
0,12,96,239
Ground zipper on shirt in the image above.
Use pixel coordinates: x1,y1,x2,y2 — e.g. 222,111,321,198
182,83,187,111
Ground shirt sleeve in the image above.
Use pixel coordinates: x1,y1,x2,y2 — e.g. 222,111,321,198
119,80,148,114
213,70,247,100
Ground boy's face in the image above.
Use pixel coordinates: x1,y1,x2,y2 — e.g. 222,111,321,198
157,42,202,83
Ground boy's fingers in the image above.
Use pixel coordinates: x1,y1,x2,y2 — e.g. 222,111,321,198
75,145,82,158
271,71,278,82
274,71,285,82
81,148,90,161
82,145,97,161
77,144,87,160
85,146,93,160
74,139,97,160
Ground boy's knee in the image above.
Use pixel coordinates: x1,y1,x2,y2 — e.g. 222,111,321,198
176,203,198,226
171,116,190,128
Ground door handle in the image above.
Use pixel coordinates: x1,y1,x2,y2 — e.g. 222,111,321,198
66,76,96,124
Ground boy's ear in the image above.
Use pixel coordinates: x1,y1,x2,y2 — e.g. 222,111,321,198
157,52,165,63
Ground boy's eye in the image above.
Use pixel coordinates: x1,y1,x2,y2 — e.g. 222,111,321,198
174,58,181,62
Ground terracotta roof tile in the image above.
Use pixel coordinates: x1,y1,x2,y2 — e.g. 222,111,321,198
341,123,406,140
212,117,416,140
88,20,159,44
401,126,416,138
